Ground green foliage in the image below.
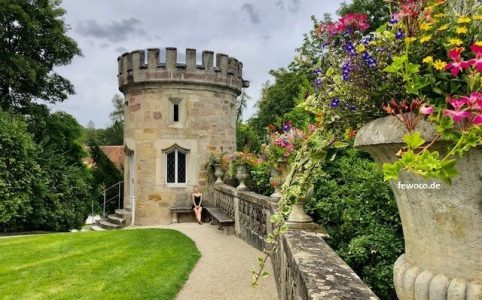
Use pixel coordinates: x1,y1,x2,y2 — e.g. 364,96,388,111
0,229,200,299
250,69,312,139
237,121,263,153
246,162,274,196
28,109,93,231
304,147,403,299
0,107,93,232
0,110,39,232
86,94,125,146
0,0,81,110
88,140,123,214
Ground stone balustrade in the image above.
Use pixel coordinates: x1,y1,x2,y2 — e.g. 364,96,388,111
213,183,378,300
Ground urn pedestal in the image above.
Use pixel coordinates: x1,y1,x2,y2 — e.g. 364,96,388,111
269,168,284,200
355,116,481,300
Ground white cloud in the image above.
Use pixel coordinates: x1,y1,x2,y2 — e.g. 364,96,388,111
54,0,344,127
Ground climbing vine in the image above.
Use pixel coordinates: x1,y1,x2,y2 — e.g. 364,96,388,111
251,113,343,285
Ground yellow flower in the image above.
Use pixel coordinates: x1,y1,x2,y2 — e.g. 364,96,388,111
455,27,468,34
356,44,366,53
405,37,417,43
420,35,432,43
448,38,463,46
438,24,449,31
420,23,432,31
473,15,482,21
423,56,434,64
434,13,447,18
433,60,447,71
475,41,482,46
457,16,471,24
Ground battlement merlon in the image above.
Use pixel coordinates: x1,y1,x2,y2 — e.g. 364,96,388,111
117,47,250,95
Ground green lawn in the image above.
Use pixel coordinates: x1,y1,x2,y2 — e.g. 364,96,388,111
0,229,200,300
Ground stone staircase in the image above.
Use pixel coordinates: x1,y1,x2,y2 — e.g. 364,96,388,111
91,207,132,231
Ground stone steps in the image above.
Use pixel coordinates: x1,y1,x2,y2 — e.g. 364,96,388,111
107,214,125,225
99,219,122,230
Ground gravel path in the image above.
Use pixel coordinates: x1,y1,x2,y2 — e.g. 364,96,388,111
134,223,278,300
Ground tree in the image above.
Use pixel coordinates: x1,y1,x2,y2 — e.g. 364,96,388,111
249,69,312,141
236,89,250,123
0,0,81,110
0,110,39,232
27,109,93,231
109,94,125,123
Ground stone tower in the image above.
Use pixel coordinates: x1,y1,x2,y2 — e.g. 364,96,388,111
117,47,249,225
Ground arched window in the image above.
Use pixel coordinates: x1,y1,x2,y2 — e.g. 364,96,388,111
163,145,189,184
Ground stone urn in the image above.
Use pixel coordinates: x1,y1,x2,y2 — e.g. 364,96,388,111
236,164,249,191
286,186,314,228
214,163,224,184
269,168,284,200
354,116,481,300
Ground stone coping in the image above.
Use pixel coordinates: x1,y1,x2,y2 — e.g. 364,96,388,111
281,230,378,299
214,183,273,209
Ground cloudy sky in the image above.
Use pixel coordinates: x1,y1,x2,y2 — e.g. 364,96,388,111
53,0,344,128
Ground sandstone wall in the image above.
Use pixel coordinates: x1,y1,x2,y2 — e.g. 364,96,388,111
118,48,248,225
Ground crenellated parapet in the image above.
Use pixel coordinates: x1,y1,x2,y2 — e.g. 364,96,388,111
117,47,250,94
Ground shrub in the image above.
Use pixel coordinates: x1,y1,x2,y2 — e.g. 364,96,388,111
305,147,403,299
0,110,39,232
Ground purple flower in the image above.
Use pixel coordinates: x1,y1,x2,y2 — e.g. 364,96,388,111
389,17,398,25
395,30,404,40
282,121,292,132
344,42,357,57
343,102,356,111
342,61,351,81
313,68,322,76
331,98,340,108
315,78,322,85
362,52,377,68
361,36,371,45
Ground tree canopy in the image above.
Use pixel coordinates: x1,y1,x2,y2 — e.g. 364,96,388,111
0,0,81,110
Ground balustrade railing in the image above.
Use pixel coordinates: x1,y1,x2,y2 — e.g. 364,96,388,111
212,183,378,300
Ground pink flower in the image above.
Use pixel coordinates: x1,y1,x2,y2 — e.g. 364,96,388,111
447,96,468,111
446,48,470,76
444,110,472,122
339,13,370,31
308,124,316,132
461,92,482,111
419,103,434,115
468,44,482,72
473,114,482,125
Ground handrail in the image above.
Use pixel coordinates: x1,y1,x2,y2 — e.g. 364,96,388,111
91,181,124,218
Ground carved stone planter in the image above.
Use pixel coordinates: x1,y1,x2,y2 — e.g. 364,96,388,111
214,163,224,184
354,116,481,300
236,164,248,191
